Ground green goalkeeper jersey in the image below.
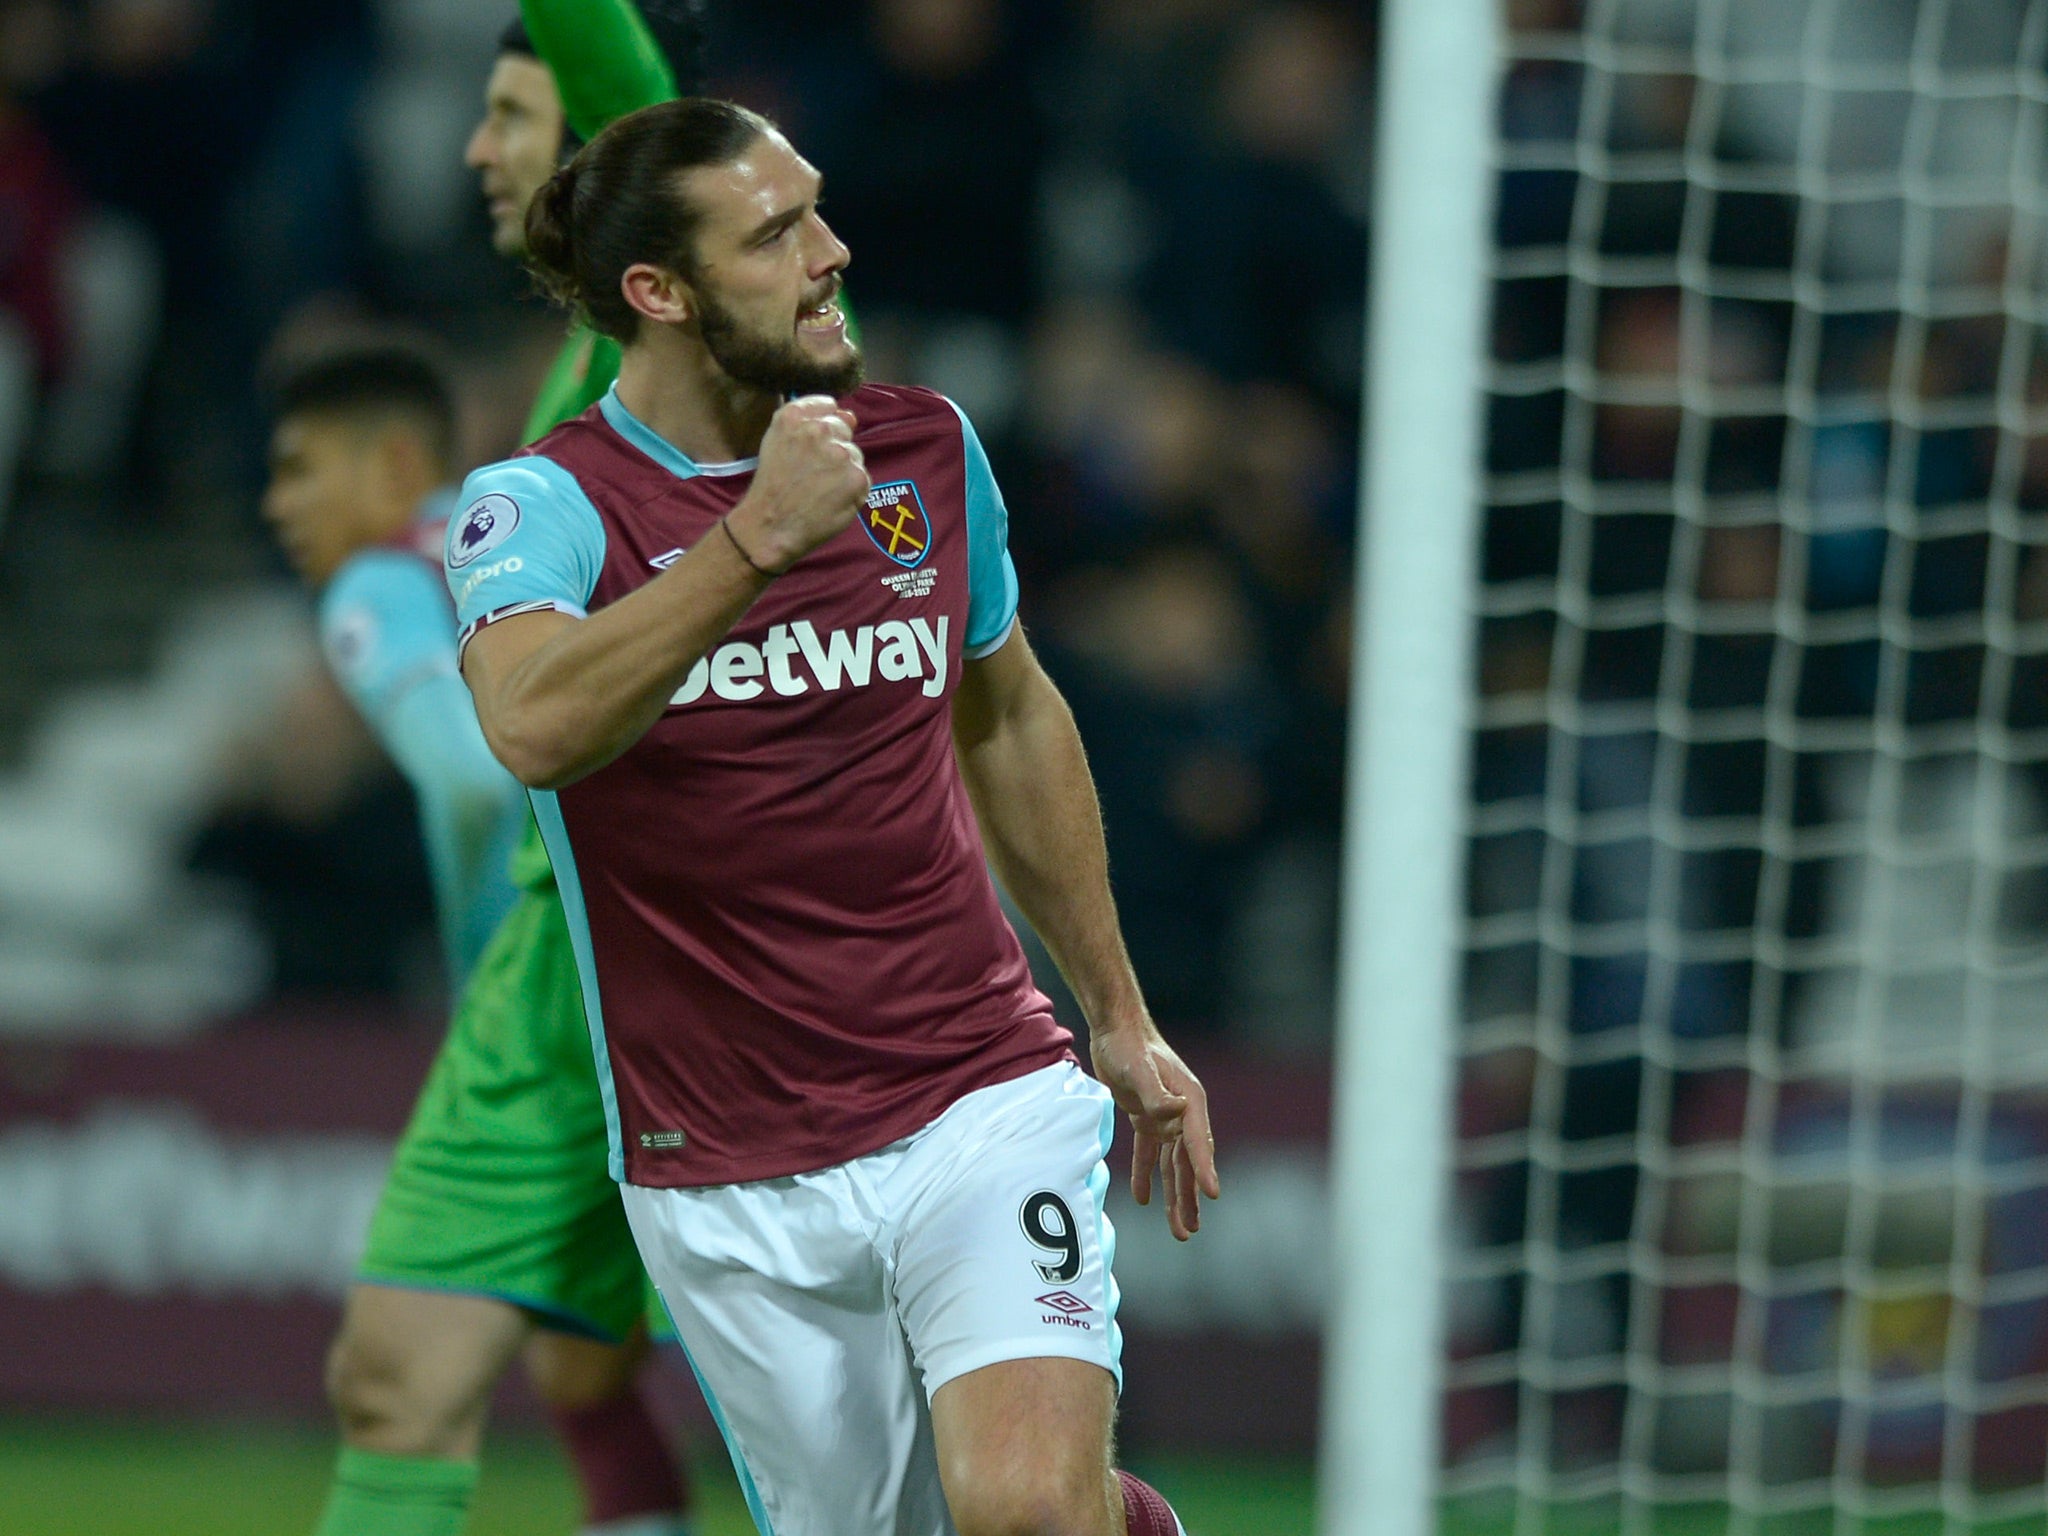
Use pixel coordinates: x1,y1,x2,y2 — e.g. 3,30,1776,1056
506,0,677,891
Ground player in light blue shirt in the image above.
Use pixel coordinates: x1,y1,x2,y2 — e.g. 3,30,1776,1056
263,345,526,984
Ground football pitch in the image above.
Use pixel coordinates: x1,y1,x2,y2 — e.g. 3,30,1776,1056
13,1419,2033,1536
0,1414,1316,1535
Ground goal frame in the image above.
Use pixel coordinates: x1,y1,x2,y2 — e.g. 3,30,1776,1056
1319,1,1502,1534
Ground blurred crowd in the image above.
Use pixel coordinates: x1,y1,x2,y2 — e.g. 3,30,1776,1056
0,0,1366,1045
1478,0,2048,1041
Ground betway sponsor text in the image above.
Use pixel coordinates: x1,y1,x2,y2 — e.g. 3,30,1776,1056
670,616,950,706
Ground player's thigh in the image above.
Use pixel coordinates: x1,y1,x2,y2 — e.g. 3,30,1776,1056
328,1282,531,1455
621,1178,954,1536
890,1063,1123,1403
521,1322,648,1410
930,1356,1120,1536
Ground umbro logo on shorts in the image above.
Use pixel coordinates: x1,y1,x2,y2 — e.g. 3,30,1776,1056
1036,1290,1094,1329
1036,1290,1091,1314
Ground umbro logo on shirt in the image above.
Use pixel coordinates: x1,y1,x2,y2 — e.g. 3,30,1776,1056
669,617,951,707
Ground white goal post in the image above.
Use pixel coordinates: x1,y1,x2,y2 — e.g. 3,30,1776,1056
1321,2,1501,1535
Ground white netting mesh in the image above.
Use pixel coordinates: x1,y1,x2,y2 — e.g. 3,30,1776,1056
1450,0,2048,1528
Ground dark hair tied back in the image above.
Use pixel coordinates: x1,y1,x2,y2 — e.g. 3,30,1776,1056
524,162,583,312
516,97,773,342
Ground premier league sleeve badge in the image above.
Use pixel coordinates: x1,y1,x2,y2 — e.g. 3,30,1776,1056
448,493,522,569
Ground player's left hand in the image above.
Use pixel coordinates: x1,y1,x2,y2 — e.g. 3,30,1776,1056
1090,1020,1220,1241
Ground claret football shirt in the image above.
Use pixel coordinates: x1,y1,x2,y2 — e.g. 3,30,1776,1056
447,384,1073,1187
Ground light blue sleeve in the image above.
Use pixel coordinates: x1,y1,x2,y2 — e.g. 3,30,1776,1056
445,454,609,640
320,552,471,736
945,398,1022,658
320,551,528,983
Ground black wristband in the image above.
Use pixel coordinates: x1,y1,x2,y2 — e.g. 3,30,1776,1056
720,517,780,578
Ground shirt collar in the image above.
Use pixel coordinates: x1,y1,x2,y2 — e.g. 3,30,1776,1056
599,383,761,479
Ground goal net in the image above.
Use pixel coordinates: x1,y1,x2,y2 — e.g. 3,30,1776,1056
1443,0,2048,1529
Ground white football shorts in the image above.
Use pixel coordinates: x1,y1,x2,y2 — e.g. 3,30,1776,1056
620,1060,1123,1536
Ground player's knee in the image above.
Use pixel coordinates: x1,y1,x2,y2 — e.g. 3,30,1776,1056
325,1325,476,1455
945,1454,1116,1536
326,1327,399,1435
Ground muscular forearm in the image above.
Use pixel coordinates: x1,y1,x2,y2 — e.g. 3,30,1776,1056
467,397,868,788
955,667,1146,1035
477,530,768,788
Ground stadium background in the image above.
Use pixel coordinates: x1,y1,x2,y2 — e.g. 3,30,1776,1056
16,0,2048,1532
0,0,1362,1531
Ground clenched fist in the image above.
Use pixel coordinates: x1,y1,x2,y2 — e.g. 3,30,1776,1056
725,395,868,574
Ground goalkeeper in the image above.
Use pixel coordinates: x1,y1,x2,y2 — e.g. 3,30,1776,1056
311,6,712,1535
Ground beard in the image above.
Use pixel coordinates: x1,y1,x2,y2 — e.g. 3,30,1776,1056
697,286,864,397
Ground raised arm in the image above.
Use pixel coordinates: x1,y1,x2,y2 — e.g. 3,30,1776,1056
456,397,868,788
461,545,763,789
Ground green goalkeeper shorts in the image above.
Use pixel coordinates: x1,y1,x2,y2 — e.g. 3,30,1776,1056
357,881,665,1342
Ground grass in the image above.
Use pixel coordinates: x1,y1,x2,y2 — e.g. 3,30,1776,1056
0,1413,1317,1535
1436,1493,2048,1536
34,1418,2029,1536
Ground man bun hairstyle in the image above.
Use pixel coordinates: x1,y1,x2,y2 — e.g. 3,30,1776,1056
522,97,772,342
523,163,584,310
